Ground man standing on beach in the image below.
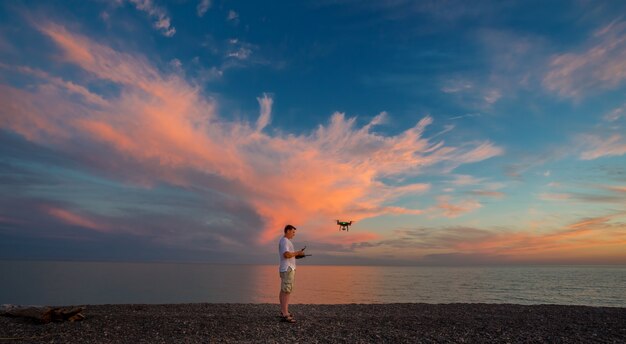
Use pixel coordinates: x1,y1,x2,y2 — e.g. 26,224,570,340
278,224,305,323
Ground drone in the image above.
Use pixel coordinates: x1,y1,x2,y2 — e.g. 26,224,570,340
336,220,353,231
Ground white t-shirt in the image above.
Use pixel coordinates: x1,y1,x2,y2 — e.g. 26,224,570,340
278,236,296,272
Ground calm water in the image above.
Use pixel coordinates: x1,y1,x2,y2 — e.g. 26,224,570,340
0,262,624,307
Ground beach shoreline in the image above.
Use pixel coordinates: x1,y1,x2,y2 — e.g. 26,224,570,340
1,303,625,343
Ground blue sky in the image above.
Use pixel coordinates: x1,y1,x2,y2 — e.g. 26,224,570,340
1,0,625,265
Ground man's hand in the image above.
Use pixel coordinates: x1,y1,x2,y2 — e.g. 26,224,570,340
285,250,305,259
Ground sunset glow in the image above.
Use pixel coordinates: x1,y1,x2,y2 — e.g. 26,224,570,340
1,1,625,265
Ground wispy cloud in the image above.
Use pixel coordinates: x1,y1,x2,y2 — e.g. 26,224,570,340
448,113,482,121
441,79,473,93
445,175,505,199
197,0,211,17
45,206,108,232
575,101,626,160
539,193,572,201
227,47,251,60
374,212,626,264
579,134,626,160
0,23,503,249
224,39,261,65
227,10,239,23
449,174,483,186
256,93,272,132
604,103,626,122
540,185,626,204
196,37,270,74
128,0,176,37
451,142,503,167
431,195,482,218
442,28,546,108
440,78,503,108
2,64,108,107
483,89,501,104
466,190,504,198
543,19,626,98
504,149,567,180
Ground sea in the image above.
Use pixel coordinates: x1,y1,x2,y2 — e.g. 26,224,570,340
1,262,625,307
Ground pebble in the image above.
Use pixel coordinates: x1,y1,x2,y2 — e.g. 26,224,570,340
1,303,625,343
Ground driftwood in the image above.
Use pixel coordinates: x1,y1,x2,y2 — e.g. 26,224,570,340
1,306,85,323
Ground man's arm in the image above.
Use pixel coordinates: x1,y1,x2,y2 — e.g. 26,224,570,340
283,250,305,259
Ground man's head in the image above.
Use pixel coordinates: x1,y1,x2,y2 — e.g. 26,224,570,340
284,224,296,239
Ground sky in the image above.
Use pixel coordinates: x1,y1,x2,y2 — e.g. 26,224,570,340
1,0,625,265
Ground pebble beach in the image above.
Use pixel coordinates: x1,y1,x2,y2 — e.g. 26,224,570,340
1,303,625,343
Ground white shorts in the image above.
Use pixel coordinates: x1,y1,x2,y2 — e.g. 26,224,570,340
279,268,295,293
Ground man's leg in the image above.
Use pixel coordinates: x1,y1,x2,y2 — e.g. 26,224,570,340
279,268,294,317
280,290,290,316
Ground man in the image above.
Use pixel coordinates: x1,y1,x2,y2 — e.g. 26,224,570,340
278,224,305,323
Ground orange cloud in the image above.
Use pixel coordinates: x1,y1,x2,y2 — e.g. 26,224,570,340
46,207,107,232
0,23,504,248
362,212,626,264
452,213,626,261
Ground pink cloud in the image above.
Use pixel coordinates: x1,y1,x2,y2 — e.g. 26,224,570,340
46,206,107,232
479,214,625,257
468,190,504,198
543,20,626,98
431,195,482,218
450,174,483,186
457,141,503,164
579,134,626,160
0,23,504,247
405,213,626,263
256,93,273,132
